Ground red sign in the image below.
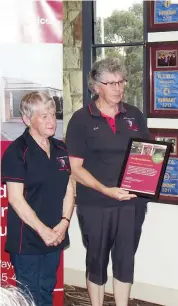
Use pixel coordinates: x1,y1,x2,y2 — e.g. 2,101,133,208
121,152,164,194
1,142,15,285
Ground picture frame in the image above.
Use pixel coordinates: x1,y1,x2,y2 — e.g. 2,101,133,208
147,1,178,32
146,41,178,118
117,138,172,201
149,128,178,205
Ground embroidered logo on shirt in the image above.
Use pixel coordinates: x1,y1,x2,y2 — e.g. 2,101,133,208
93,126,99,130
123,117,139,131
56,156,69,171
58,158,66,167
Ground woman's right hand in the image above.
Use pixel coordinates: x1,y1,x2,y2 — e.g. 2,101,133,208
38,225,59,246
104,187,137,201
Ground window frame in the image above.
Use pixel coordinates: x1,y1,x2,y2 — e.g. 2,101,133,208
82,0,148,117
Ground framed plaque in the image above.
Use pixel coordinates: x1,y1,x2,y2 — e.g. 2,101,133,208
147,1,178,32
147,42,178,118
117,138,172,200
149,128,178,205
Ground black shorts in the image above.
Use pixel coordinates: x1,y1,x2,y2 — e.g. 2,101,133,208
77,203,136,285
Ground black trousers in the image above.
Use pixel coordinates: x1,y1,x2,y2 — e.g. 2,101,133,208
77,203,137,285
134,200,147,253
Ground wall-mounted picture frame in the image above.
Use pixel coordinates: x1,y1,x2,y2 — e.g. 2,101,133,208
147,41,178,118
147,1,178,32
149,128,178,205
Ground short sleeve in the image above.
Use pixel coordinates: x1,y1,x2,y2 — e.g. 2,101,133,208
1,144,25,184
65,111,86,159
137,110,151,140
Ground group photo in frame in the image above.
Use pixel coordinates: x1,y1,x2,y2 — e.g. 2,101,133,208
147,0,178,32
149,128,178,205
146,41,178,118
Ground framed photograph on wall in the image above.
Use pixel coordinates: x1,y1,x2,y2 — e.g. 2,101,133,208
147,1,178,32
149,128,178,205
147,41,178,118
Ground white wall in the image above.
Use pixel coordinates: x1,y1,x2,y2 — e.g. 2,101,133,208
64,31,178,305
0,44,63,89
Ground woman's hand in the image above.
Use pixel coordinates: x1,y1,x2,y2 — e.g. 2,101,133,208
38,225,59,247
69,157,137,201
52,219,69,246
104,187,137,201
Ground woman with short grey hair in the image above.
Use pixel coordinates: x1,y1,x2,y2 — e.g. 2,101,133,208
19,91,56,119
2,91,74,306
66,57,150,306
88,57,127,94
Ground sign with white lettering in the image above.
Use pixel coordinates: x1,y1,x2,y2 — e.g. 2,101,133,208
147,0,178,32
154,71,178,111
1,142,16,285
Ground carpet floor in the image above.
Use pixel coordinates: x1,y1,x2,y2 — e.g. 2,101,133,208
64,285,164,306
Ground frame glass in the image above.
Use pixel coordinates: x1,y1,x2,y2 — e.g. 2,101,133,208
117,138,172,200
147,41,178,118
147,1,178,32
149,128,178,205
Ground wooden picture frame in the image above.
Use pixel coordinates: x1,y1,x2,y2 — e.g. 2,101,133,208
146,42,178,118
147,1,178,32
149,128,178,205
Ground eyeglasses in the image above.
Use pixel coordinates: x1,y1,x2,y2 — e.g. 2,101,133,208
99,79,127,88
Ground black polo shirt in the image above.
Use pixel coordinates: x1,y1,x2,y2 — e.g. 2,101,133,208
66,100,151,207
1,128,70,254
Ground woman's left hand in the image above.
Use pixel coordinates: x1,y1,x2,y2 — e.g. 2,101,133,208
52,219,69,246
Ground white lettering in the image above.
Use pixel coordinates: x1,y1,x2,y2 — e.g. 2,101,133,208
37,16,52,25
0,226,7,236
0,185,7,198
1,207,8,217
0,260,13,270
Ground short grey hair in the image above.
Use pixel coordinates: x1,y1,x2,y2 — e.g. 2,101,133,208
20,91,56,119
0,285,36,306
88,57,127,94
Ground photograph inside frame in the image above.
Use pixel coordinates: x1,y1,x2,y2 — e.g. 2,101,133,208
156,49,177,68
155,136,177,154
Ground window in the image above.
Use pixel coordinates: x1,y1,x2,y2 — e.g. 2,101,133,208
95,0,144,44
82,0,147,113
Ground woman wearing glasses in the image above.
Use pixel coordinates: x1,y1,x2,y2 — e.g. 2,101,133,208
66,57,150,306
